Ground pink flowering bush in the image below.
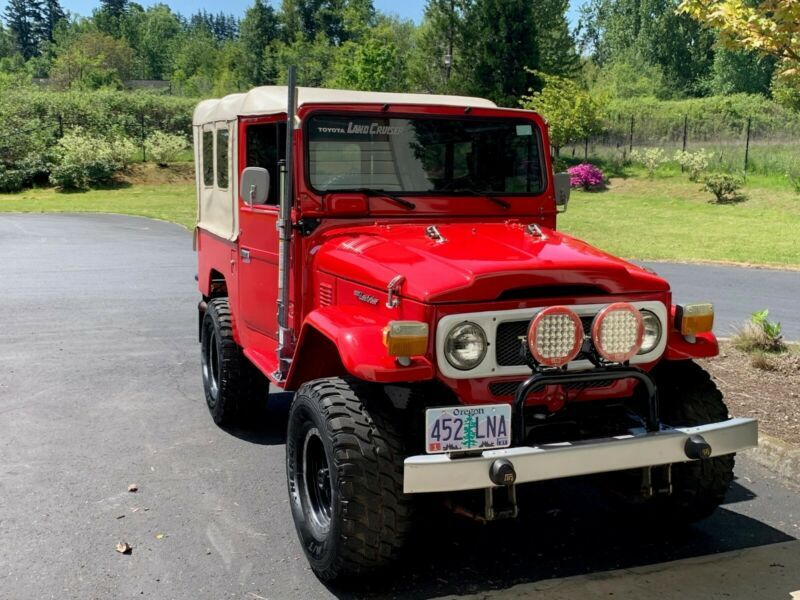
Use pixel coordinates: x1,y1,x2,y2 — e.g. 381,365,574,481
567,163,605,191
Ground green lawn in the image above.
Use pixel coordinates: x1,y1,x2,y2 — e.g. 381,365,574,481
0,184,196,230
560,174,800,268
1,174,799,268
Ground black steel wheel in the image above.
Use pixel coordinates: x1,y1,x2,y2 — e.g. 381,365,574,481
286,377,414,582
200,298,252,426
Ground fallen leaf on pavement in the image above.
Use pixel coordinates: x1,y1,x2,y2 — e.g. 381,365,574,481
116,542,132,555
127,484,138,493
155,533,166,540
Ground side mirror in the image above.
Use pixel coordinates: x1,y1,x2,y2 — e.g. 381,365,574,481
240,167,270,205
554,172,571,212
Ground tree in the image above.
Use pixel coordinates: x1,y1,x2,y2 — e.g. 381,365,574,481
95,0,128,37
4,0,43,59
579,0,715,97
708,48,775,96
409,0,470,94
535,0,580,78
678,0,800,78
265,32,333,87
37,0,65,45
136,5,181,79
461,0,541,106
520,70,605,155
240,0,280,85
51,31,135,88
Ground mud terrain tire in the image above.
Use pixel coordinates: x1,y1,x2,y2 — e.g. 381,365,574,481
201,298,254,426
651,360,735,523
286,377,414,582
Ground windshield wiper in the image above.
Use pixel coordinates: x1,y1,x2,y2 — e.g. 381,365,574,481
447,188,511,210
352,188,416,210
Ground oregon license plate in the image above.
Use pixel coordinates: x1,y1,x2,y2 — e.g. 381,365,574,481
425,404,512,454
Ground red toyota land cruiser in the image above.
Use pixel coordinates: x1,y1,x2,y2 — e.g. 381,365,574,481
193,72,758,582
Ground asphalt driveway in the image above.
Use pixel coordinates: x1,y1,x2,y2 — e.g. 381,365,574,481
0,213,797,600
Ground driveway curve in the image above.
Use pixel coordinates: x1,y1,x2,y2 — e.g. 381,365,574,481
0,213,797,600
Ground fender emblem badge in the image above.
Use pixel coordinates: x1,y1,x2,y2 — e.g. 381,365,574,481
353,290,379,305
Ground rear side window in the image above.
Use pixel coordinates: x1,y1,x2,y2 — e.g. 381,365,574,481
202,131,213,187
216,129,229,189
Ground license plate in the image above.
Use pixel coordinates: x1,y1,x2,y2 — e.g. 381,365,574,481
425,404,512,454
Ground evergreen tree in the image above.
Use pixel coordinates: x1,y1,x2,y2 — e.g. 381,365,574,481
535,0,580,78
3,0,45,59
100,0,128,20
241,0,280,85
461,0,540,106
38,0,65,44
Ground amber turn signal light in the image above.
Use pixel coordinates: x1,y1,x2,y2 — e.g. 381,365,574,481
676,303,714,335
383,321,429,356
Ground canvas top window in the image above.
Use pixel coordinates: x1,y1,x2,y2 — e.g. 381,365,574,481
307,115,545,195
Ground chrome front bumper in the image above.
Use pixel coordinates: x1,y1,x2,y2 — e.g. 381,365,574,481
403,417,758,494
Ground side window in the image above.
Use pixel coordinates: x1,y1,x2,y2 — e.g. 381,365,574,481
246,122,286,204
216,128,229,189
202,131,213,187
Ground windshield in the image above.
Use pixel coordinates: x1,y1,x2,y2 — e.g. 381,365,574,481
307,114,545,195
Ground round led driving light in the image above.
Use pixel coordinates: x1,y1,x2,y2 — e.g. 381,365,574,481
638,310,662,355
445,321,487,371
527,306,584,368
592,302,644,363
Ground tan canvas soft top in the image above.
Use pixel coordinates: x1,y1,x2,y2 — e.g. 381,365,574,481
192,86,497,125
194,86,497,241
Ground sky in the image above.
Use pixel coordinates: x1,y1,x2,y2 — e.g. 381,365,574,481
1,0,586,28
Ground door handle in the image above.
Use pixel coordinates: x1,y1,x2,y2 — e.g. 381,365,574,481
240,248,251,263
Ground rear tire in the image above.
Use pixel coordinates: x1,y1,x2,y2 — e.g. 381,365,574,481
286,377,414,582
201,298,256,426
650,360,735,523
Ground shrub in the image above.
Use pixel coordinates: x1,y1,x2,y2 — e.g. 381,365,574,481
567,163,605,190
703,174,746,203
144,131,188,166
630,147,667,177
49,129,129,190
674,149,711,181
112,136,139,170
733,309,787,354
0,167,26,193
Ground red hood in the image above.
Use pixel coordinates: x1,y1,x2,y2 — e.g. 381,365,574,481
313,221,669,303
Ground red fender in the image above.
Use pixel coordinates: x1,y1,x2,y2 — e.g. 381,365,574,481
664,330,719,360
284,307,434,390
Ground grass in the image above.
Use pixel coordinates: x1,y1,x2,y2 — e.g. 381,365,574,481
560,172,800,268
1,167,799,268
0,183,195,229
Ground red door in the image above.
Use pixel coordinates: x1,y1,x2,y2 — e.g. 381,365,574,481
237,118,286,347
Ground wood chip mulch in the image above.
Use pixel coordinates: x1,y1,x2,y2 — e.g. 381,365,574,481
700,343,800,447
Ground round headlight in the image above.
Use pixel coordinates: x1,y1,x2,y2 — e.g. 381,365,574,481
638,310,662,354
591,302,644,363
444,322,487,371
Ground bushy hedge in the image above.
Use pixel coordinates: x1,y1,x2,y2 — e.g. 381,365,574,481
0,89,196,192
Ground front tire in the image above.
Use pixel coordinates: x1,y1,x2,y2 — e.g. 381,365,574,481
286,378,413,582
651,360,735,522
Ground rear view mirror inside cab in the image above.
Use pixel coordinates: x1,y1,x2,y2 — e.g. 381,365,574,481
240,167,270,205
